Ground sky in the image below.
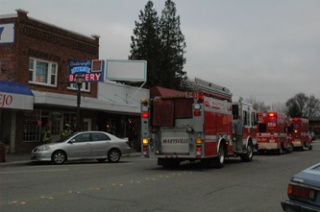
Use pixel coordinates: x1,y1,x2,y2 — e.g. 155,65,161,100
1,0,320,105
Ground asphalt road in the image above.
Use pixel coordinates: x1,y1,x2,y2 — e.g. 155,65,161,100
0,143,319,212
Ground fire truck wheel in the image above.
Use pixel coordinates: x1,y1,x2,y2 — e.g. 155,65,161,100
285,144,293,153
240,142,253,162
215,144,225,168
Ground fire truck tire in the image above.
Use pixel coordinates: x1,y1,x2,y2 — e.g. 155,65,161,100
215,144,225,168
285,144,293,153
240,142,253,162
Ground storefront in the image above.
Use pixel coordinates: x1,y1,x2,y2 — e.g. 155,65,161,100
0,10,149,153
0,80,34,152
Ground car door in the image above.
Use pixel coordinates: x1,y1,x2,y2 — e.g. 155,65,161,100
67,133,92,159
90,132,111,158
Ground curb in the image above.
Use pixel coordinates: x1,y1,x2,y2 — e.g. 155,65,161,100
0,152,142,166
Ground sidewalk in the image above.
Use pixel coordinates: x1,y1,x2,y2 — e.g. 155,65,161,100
0,150,142,166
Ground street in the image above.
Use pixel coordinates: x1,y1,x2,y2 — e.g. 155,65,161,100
1,143,319,212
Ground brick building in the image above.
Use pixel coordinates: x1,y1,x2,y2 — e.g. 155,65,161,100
0,10,148,153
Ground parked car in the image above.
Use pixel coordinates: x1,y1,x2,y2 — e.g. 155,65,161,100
281,162,320,211
311,132,317,141
31,131,131,164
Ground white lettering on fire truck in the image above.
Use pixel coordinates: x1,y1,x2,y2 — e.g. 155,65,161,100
210,100,230,111
162,139,189,144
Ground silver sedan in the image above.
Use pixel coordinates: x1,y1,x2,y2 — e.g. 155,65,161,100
31,131,131,164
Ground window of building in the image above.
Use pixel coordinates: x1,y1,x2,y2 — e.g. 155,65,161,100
29,58,57,86
23,110,76,142
68,81,90,92
23,110,41,142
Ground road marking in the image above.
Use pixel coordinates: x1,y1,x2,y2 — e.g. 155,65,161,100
0,169,69,174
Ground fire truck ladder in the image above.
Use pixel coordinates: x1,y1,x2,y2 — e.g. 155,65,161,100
185,77,233,101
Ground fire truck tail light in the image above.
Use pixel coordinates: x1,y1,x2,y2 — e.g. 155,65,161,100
193,104,201,116
196,147,201,156
205,101,209,107
194,110,201,116
142,112,149,119
269,113,275,117
142,138,149,145
196,138,202,145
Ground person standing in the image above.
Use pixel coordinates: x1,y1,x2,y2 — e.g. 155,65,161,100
60,124,71,139
41,123,52,143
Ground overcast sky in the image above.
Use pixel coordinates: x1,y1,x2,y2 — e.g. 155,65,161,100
1,0,320,105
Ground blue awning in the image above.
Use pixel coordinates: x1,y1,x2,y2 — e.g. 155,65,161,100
0,80,34,110
0,80,33,96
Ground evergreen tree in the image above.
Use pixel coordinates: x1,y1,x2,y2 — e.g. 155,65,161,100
129,0,187,90
158,0,187,90
286,97,303,118
287,100,303,118
129,1,162,88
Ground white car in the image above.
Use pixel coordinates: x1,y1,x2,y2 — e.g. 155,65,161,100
31,131,131,164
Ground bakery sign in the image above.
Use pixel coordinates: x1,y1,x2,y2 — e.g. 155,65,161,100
68,60,104,82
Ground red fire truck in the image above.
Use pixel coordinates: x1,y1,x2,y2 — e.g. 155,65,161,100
288,117,312,150
140,78,256,168
257,112,293,154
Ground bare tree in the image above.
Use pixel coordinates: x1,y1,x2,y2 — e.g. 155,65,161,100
270,102,287,114
244,97,270,112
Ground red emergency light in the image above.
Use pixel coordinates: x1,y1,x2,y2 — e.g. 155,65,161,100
142,112,149,119
269,113,275,117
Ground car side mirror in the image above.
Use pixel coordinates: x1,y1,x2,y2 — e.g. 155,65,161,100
68,138,76,144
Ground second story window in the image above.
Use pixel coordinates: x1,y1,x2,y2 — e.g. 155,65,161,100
29,58,57,87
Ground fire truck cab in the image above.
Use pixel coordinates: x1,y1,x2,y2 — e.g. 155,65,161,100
257,112,293,154
140,78,255,168
288,117,312,150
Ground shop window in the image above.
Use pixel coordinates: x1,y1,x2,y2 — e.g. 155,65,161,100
23,111,41,142
23,110,76,142
68,81,90,92
29,58,57,87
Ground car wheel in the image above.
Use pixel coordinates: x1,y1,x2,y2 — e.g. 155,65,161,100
108,149,121,163
52,151,66,165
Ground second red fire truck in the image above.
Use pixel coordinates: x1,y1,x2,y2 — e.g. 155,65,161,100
140,78,257,168
288,117,312,150
257,112,293,154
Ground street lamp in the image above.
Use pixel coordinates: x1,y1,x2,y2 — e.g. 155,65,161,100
76,74,84,132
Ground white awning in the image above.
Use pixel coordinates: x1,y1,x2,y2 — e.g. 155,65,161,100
0,80,34,110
